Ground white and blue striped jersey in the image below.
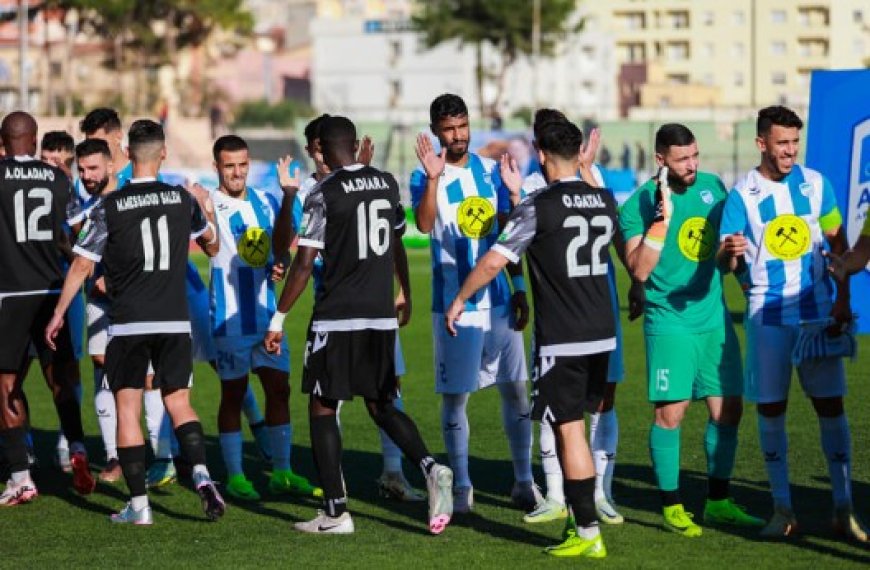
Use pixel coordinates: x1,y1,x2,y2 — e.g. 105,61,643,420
720,165,842,325
209,186,282,337
410,153,512,313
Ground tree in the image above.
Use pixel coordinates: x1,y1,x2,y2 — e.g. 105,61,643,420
412,0,579,119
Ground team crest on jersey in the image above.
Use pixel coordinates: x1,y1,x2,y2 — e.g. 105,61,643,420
677,217,715,262
237,226,271,267
764,214,810,261
799,182,813,197
457,196,495,239
700,190,714,205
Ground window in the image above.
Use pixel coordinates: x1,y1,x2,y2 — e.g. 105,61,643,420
667,73,689,85
771,41,786,55
670,11,689,29
854,10,863,24
702,11,714,25
733,10,745,25
734,72,744,87
619,11,646,30
702,42,715,57
667,42,690,61
732,42,745,57
772,71,786,85
771,10,786,23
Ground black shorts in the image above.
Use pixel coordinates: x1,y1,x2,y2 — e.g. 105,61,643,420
105,333,192,392
0,293,73,371
530,351,609,423
302,328,397,401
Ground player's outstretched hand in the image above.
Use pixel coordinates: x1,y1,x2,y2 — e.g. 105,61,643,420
271,262,286,283
395,289,412,327
628,279,645,321
822,250,847,283
415,133,445,180
444,298,465,337
721,232,748,259
357,136,375,166
278,155,301,192
186,181,214,215
499,153,523,200
579,127,601,172
264,331,284,354
654,166,673,225
45,313,64,351
510,291,529,331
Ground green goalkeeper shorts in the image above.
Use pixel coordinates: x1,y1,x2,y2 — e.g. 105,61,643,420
645,324,743,402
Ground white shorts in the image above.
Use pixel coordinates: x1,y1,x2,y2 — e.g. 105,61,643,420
87,298,155,377
187,283,216,363
744,316,846,403
432,305,527,394
395,334,406,377
214,334,289,380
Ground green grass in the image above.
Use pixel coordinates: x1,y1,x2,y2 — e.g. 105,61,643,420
3,249,870,568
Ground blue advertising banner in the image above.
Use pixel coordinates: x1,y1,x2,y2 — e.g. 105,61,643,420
806,69,870,333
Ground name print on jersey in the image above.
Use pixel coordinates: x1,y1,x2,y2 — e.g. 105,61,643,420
5,166,56,181
341,176,389,193
116,190,183,212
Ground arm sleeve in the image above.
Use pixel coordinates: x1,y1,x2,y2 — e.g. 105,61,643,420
298,186,326,250
618,186,649,241
66,190,84,226
190,195,209,239
818,175,843,232
389,175,406,232
409,168,426,210
491,200,538,264
719,189,749,239
72,201,108,262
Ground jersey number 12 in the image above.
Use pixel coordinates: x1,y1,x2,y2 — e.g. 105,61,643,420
14,188,53,242
141,215,170,271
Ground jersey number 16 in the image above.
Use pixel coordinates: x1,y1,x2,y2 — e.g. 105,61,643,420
357,199,391,260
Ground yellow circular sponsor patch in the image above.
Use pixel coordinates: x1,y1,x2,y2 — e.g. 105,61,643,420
237,227,271,267
677,217,715,262
457,196,495,239
764,214,810,261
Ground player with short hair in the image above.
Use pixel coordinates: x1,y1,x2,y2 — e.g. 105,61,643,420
294,114,424,502
511,109,643,525
37,129,84,472
209,134,318,500
718,105,867,541
447,119,616,558
47,119,225,524
264,115,453,535
620,123,762,537
412,94,538,513
0,111,95,505
40,131,75,179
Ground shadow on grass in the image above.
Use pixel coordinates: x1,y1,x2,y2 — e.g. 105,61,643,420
614,461,870,565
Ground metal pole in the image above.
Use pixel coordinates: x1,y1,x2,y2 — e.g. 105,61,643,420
19,0,28,110
532,0,541,108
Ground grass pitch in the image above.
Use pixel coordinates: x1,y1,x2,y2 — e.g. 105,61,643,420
2,249,869,568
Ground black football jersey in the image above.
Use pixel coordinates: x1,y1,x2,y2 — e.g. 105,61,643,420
298,164,405,331
493,179,617,355
0,156,71,293
73,178,208,335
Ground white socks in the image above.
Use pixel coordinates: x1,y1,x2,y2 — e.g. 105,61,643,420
441,393,471,488
539,420,564,504
94,365,117,461
589,409,618,503
497,381,533,484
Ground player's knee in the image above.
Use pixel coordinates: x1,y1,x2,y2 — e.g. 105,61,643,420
309,396,338,417
757,400,787,418
654,404,686,429
713,396,743,425
811,396,843,418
